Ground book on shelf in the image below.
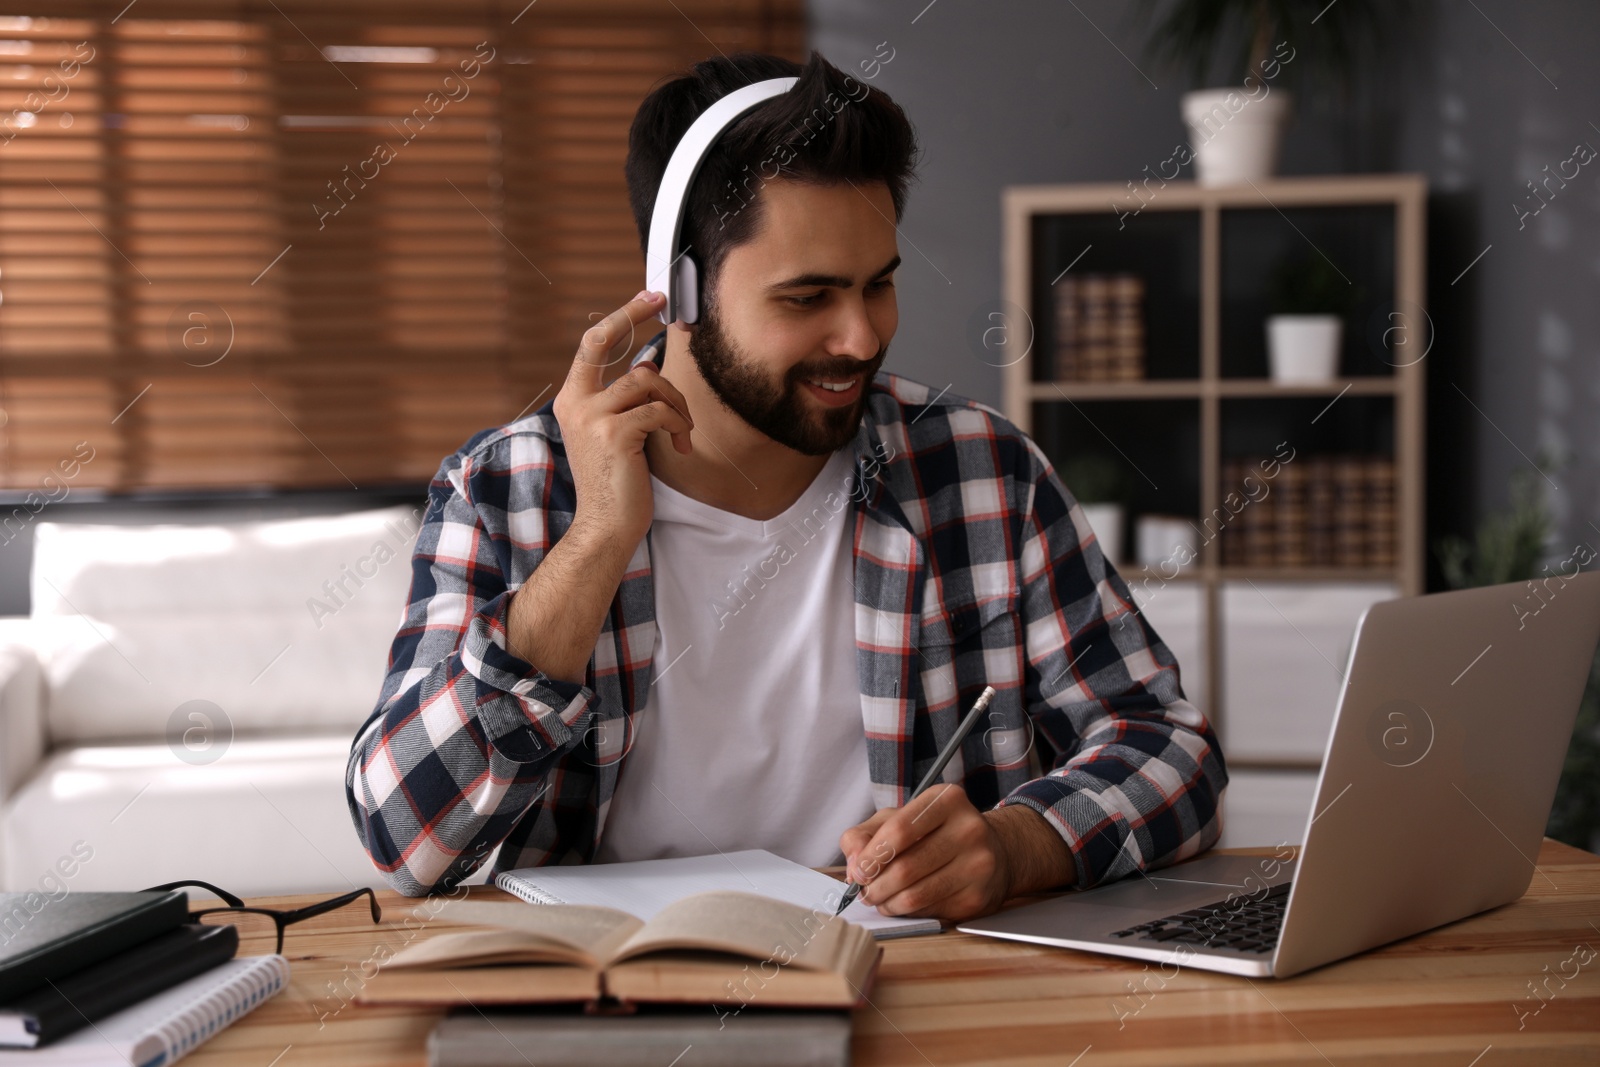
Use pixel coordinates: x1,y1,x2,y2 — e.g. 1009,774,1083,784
1240,461,1274,564
355,893,881,1010
1047,271,1145,382
1081,274,1112,381
1108,274,1145,382
1048,274,1077,382
1273,460,1309,568
1333,455,1367,567
1364,457,1397,567
429,1007,853,1067
1306,455,1338,567
1220,453,1397,569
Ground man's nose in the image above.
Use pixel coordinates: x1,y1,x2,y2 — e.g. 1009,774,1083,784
828,297,883,362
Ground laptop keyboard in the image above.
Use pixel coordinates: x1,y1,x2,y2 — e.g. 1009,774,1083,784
1109,881,1290,954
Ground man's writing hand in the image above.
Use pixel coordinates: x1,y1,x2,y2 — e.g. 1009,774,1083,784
838,786,1078,923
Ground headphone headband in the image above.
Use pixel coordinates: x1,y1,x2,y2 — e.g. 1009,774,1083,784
645,76,798,327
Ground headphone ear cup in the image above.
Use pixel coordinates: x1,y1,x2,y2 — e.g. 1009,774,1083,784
674,252,702,325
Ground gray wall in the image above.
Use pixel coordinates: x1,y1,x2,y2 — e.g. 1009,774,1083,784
809,0,1600,576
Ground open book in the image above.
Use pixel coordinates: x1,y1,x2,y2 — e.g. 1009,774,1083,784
356,894,880,1009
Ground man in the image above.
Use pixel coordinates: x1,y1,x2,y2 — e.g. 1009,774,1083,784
346,50,1227,921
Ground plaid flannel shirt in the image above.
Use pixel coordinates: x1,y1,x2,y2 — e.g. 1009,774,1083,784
346,341,1228,896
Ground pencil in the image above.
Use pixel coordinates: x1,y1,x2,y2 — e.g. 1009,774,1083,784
834,685,998,916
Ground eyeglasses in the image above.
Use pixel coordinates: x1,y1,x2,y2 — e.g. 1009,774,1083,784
144,880,383,956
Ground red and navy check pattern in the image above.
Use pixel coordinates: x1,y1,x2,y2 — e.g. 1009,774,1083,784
346,359,1228,896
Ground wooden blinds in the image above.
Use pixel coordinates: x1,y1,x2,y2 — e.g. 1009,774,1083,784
0,1,806,491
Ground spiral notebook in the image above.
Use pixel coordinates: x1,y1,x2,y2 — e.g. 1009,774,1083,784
0,955,289,1067
495,849,942,939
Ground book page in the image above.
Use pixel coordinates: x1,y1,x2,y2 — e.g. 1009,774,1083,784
382,928,592,970
607,891,854,973
499,849,939,938
385,900,643,969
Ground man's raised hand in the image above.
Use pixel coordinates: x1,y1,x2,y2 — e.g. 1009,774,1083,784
551,290,694,550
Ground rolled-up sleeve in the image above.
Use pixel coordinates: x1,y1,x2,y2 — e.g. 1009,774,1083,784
345,437,595,895
995,436,1228,890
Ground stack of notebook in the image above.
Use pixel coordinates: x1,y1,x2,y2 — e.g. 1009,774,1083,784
0,890,288,1065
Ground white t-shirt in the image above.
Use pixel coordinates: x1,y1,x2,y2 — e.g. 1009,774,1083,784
592,446,877,867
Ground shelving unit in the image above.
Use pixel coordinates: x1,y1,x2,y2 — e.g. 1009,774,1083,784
1002,175,1426,830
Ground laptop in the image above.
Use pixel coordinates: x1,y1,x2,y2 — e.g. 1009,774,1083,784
958,570,1600,978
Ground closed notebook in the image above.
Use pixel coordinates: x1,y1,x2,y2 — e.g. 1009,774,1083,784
356,893,880,1009
0,892,190,1002
0,924,240,1049
0,955,289,1067
497,849,942,940
429,1006,852,1067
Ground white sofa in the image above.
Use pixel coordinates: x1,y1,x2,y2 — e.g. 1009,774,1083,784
0,505,445,897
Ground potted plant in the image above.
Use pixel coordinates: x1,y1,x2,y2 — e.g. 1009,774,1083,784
1265,253,1362,383
1132,0,1404,186
1435,463,1600,854
1062,455,1129,568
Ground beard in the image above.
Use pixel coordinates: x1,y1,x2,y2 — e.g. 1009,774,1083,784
687,301,886,456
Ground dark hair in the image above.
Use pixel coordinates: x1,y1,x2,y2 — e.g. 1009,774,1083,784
625,50,919,307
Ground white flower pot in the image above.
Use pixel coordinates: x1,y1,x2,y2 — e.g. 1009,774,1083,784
1080,502,1125,568
1136,514,1198,571
1182,88,1292,186
1266,314,1342,383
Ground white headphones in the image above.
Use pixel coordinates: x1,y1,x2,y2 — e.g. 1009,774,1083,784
644,76,798,327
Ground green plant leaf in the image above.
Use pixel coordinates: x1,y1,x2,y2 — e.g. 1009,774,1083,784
1129,0,1410,94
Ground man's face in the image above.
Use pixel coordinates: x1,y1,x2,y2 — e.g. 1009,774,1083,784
687,179,899,456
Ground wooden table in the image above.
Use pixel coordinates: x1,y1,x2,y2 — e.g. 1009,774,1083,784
193,841,1600,1066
